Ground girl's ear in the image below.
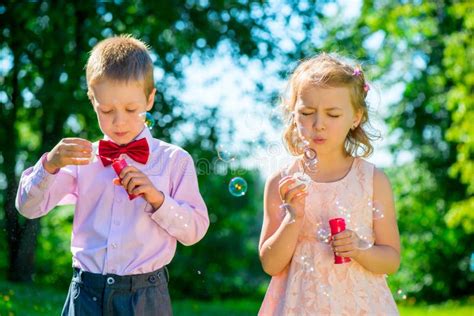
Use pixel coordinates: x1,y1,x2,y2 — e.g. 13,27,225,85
353,108,363,128
146,88,156,111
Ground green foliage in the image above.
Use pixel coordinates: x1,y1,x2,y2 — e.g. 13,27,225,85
2,0,473,305
169,167,267,300
34,206,74,288
443,2,474,234
320,0,474,302
0,0,294,285
398,300,474,316
386,163,474,302
1,279,473,316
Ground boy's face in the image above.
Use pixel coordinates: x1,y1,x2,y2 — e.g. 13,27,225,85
89,80,155,145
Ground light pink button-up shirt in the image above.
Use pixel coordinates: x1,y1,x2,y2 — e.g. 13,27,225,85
16,127,209,275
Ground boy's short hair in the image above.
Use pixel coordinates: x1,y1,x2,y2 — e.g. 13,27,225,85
86,35,154,97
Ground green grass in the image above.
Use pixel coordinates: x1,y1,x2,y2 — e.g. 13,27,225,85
0,279,473,316
398,301,474,316
172,300,260,315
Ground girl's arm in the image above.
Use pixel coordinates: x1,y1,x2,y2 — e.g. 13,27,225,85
258,171,307,276
333,168,401,274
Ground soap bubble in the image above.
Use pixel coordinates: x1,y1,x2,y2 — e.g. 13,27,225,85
229,177,248,197
354,226,375,250
139,112,156,129
315,222,331,244
216,144,236,163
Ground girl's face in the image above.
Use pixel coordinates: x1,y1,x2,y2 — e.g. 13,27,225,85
294,85,362,156
90,79,155,145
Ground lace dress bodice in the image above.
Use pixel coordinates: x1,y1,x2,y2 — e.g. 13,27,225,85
259,158,399,316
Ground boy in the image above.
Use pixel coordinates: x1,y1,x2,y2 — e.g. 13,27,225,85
16,35,209,315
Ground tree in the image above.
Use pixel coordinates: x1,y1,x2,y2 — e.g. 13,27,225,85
0,0,328,287
263,0,473,302
333,0,474,302
0,0,272,282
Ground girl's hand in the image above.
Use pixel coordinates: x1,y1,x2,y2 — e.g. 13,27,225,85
279,175,308,220
116,166,164,209
331,229,362,259
44,138,92,173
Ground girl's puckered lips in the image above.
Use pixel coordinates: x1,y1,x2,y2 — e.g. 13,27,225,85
312,137,326,144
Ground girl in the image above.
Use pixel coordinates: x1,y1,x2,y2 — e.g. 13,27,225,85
258,54,400,315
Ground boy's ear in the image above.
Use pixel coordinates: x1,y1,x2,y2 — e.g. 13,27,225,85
146,88,156,111
87,91,95,104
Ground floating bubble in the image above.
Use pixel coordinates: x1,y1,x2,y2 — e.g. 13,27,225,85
335,200,352,224
229,177,248,197
315,222,331,244
268,107,283,127
295,129,318,172
280,165,292,178
279,203,297,223
319,284,330,297
304,147,317,160
303,147,318,172
139,112,156,129
216,144,236,163
470,252,474,272
395,289,407,301
292,172,312,188
316,228,331,244
367,199,385,220
296,138,310,152
89,142,99,163
266,142,283,156
372,201,385,220
209,213,218,223
354,226,375,250
300,255,314,272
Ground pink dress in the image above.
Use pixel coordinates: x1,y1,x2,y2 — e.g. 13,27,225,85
259,158,399,315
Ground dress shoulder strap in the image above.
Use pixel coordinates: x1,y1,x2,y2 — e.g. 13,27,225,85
354,158,375,201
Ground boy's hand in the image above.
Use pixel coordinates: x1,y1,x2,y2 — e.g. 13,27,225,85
116,166,165,209
331,229,362,259
44,138,92,174
279,175,308,220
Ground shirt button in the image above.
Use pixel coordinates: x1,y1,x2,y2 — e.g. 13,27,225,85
116,197,122,203
111,243,117,248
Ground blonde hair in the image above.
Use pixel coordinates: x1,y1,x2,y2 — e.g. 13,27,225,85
282,53,377,157
86,34,154,97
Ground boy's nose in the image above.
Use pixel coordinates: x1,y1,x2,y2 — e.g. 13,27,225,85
113,112,127,125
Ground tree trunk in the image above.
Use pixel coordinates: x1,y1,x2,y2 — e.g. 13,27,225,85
4,28,41,283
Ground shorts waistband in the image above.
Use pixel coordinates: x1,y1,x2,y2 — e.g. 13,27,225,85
72,266,169,290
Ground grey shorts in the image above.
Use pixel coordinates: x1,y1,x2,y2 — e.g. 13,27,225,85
61,267,172,316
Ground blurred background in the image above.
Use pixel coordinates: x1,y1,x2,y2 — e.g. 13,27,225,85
0,0,473,315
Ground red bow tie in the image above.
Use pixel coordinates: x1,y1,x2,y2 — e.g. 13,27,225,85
98,138,150,166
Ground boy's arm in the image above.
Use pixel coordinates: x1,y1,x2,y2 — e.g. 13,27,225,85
150,152,209,246
16,153,77,219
